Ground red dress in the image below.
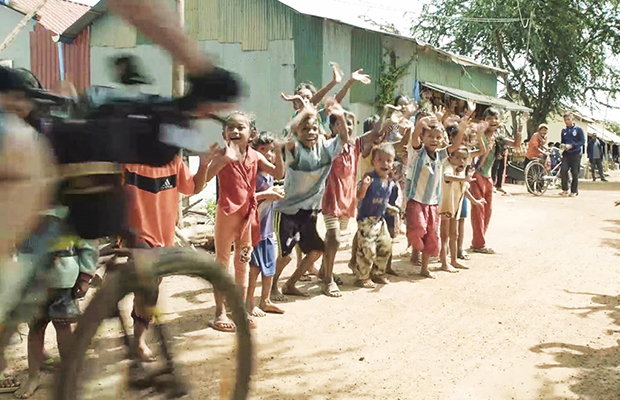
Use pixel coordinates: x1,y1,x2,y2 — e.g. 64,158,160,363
217,147,260,246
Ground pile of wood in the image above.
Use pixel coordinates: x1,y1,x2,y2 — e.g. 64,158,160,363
177,200,215,251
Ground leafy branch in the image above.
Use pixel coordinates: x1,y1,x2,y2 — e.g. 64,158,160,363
374,51,414,113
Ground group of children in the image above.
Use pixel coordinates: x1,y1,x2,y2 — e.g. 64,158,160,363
204,63,529,331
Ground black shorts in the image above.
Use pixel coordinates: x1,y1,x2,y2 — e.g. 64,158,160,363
278,209,324,257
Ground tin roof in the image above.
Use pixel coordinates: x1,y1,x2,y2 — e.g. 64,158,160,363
6,0,91,36
278,0,508,75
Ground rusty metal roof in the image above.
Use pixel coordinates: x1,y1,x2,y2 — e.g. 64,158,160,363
8,0,91,36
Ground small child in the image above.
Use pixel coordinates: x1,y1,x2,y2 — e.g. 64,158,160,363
271,101,348,300
16,211,97,398
439,146,484,272
246,132,285,317
206,112,284,332
352,145,399,288
405,112,467,279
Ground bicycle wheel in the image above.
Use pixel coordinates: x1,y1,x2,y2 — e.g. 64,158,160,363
524,161,548,196
55,247,252,400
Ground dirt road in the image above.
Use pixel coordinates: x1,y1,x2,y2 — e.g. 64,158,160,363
5,175,620,400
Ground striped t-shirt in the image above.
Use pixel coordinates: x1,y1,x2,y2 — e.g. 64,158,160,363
405,146,449,205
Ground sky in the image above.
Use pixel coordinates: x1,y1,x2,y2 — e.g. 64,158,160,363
69,0,619,124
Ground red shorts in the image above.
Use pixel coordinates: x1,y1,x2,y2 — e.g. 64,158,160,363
406,200,439,256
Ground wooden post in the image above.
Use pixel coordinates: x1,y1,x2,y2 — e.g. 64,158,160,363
0,0,47,56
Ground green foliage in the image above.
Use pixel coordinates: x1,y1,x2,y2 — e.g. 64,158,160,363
374,52,414,113
607,121,620,136
413,0,620,128
202,198,217,222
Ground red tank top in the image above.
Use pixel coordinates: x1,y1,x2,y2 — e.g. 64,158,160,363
217,147,260,246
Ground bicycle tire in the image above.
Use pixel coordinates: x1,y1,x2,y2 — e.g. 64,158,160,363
524,161,548,196
54,247,252,400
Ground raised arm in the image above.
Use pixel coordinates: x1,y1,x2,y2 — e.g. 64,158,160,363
335,69,371,104
447,114,471,154
257,151,285,180
470,124,488,158
310,63,343,105
357,174,373,200
411,116,431,150
325,99,349,143
505,112,529,149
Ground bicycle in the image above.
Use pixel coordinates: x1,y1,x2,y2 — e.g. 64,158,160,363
0,71,252,399
524,149,565,196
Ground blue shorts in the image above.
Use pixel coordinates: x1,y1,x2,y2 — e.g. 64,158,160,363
250,236,276,277
459,197,469,219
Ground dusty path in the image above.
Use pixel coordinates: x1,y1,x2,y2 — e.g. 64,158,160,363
4,174,620,400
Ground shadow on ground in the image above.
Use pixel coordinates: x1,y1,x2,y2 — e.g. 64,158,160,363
531,291,620,399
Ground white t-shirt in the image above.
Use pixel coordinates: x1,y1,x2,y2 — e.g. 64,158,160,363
438,164,468,218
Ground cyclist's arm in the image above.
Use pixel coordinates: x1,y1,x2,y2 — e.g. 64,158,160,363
107,0,212,75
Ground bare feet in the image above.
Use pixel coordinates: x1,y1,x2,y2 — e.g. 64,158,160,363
270,287,287,302
250,306,266,318
136,343,156,363
260,299,285,314
386,266,399,276
282,283,310,297
14,376,39,399
439,264,459,273
356,279,376,289
452,261,469,270
410,257,421,266
371,275,390,284
420,270,436,279
209,314,236,333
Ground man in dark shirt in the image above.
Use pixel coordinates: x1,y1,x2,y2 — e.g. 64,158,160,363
587,133,607,182
560,112,586,197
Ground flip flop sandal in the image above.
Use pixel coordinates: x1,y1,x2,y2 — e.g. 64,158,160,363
322,282,342,297
471,247,496,255
208,319,236,333
457,252,470,260
0,372,20,393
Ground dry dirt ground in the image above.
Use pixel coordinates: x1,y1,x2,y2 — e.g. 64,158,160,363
5,173,620,400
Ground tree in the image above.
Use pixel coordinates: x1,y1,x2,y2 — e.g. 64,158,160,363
413,0,620,130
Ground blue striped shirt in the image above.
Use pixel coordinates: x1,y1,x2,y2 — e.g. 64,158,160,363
405,146,449,205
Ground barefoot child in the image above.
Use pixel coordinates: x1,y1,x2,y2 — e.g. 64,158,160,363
439,146,484,272
15,213,97,399
320,107,381,297
247,132,285,317
271,102,348,300
405,113,467,279
206,112,284,332
352,144,399,288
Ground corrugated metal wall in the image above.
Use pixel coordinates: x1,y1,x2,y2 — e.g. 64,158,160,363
293,14,323,88
30,24,90,92
63,26,90,91
30,24,59,90
350,28,380,104
321,20,351,104
417,49,497,97
184,0,293,51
